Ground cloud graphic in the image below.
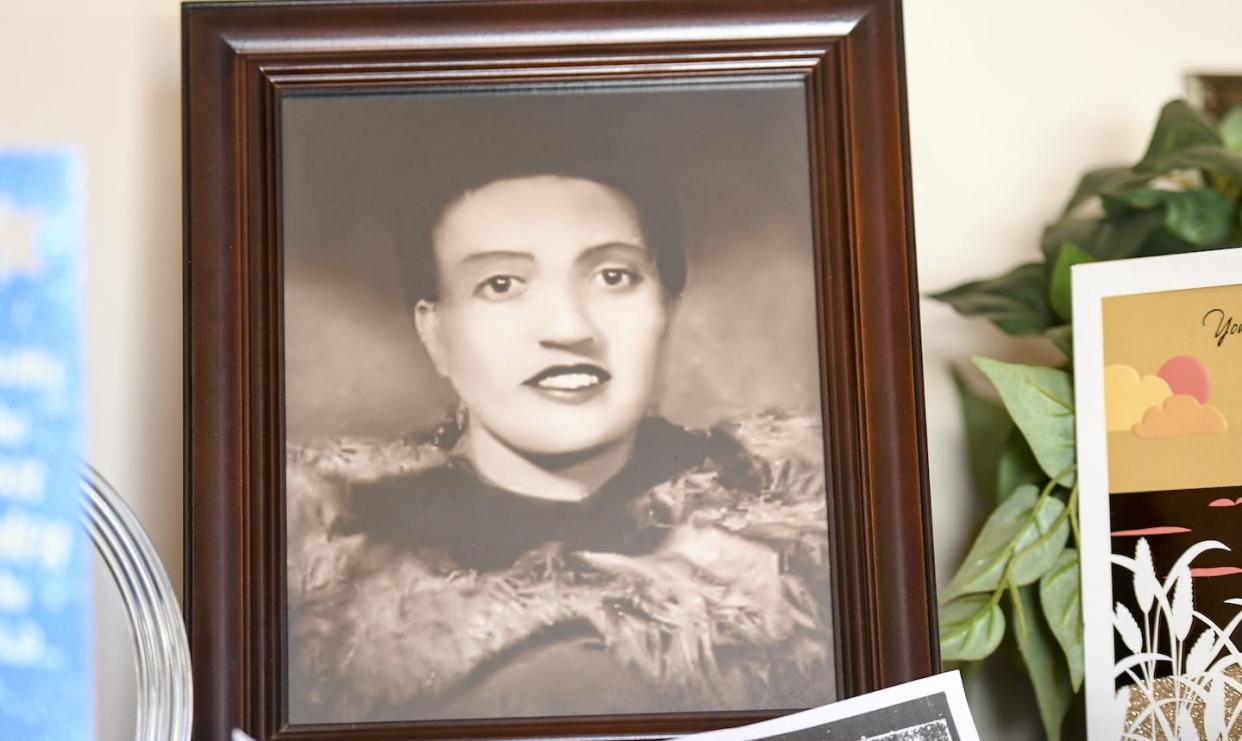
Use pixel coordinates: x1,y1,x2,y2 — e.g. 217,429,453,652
1133,394,1229,439
1157,355,1211,404
1104,364,1172,432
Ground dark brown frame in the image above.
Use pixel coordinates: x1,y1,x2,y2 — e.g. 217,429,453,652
182,1,935,739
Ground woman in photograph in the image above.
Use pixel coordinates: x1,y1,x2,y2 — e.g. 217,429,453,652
286,172,834,723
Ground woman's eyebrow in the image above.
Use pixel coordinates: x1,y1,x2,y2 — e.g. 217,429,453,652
454,250,535,268
577,241,651,263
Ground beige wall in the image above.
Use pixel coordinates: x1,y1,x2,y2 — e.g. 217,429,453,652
906,1,1242,737
3,0,1242,738
4,1,183,738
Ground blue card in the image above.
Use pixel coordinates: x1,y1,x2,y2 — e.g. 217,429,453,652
0,152,91,740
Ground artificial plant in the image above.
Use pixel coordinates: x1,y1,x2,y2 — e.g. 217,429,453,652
934,98,1242,741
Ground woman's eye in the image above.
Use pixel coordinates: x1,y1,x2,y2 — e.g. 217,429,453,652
596,268,640,289
475,275,525,300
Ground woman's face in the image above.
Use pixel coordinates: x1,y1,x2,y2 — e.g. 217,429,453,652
415,176,670,457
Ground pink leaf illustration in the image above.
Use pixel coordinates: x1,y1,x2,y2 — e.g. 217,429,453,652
1208,498,1236,508
1163,540,1230,592
1113,526,1192,536
1190,567,1242,578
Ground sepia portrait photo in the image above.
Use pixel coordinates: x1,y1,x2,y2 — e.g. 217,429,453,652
281,82,836,725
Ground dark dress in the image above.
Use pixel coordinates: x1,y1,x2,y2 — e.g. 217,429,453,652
287,416,834,724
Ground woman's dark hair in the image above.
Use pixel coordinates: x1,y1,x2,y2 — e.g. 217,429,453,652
396,170,685,307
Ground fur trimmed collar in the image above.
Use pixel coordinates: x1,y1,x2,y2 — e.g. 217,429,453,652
287,415,834,723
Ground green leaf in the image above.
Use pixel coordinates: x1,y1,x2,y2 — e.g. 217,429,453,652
1220,104,1242,151
1012,584,1075,741
996,430,1044,503
1040,209,1166,263
973,357,1076,487
1102,186,1236,247
1140,144,1242,186
940,594,1006,662
1137,99,1221,169
942,484,1061,599
1163,189,1236,245
955,660,985,684
1060,166,1151,216
953,368,1013,503
1048,242,1095,321
1099,184,1168,213
1009,496,1069,587
931,263,1056,336
1135,225,1200,258
1046,325,1073,359
1040,548,1084,691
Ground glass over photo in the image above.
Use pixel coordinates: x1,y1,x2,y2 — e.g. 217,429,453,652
280,83,836,724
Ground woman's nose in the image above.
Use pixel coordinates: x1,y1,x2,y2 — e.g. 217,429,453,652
537,285,599,349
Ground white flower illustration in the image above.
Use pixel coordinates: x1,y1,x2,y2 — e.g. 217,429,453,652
1111,538,1242,740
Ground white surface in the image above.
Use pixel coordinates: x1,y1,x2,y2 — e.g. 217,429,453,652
2,1,1242,739
1071,248,1242,739
682,672,977,741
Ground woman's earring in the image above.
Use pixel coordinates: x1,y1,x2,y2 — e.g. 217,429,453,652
431,401,468,450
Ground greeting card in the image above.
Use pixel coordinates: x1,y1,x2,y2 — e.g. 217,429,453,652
1075,248,1242,740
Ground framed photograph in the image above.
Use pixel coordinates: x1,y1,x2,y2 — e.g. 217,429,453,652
182,1,935,739
1073,248,1242,740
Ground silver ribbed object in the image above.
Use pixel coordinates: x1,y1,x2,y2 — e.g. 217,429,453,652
78,464,192,741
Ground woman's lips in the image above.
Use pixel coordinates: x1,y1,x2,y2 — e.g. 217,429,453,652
524,364,611,393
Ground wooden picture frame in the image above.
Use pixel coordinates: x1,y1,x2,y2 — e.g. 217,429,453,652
182,1,936,739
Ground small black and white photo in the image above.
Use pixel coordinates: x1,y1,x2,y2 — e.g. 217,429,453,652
678,672,979,741
281,82,836,724
758,695,959,741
